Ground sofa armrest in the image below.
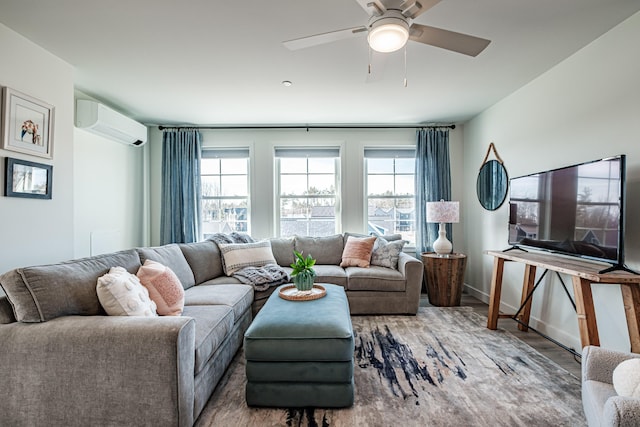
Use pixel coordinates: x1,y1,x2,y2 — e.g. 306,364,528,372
604,396,640,427
0,315,195,427
398,252,424,314
582,345,640,384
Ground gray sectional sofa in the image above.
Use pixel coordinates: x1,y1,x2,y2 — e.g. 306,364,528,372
0,233,423,426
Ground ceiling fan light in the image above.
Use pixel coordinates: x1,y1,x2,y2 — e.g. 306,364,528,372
368,20,409,53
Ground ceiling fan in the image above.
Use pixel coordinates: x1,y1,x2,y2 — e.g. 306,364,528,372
283,0,491,57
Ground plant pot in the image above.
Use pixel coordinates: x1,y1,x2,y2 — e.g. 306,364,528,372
293,270,315,292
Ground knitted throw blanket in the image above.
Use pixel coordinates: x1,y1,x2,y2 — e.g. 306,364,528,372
232,264,290,291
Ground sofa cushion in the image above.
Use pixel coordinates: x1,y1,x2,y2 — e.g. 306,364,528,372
137,244,196,290
137,260,185,316
182,305,235,375
0,294,16,324
269,237,295,267
295,234,344,265
313,265,348,288
97,267,158,316
0,249,142,323
179,241,223,285
345,266,406,291
184,284,253,322
218,241,277,276
370,238,407,269
343,232,401,242
340,236,376,268
200,276,243,286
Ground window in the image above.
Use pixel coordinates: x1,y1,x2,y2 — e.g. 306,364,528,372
200,149,249,238
365,148,416,245
276,148,340,237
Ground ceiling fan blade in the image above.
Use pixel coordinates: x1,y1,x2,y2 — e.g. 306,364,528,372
409,24,491,56
402,0,442,19
355,0,387,16
283,27,367,51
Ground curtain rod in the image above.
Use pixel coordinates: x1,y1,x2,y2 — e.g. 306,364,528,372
158,124,455,131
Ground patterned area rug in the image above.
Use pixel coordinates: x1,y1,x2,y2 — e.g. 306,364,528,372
196,307,585,426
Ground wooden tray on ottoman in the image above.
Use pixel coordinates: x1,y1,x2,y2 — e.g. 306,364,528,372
278,284,326,301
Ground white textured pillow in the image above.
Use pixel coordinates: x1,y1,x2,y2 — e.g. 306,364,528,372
370,238,407,269
613,358,640,398
96,267,157,317
218,240,277,276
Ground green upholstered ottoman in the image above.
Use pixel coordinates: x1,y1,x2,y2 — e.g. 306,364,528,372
243,283,354,408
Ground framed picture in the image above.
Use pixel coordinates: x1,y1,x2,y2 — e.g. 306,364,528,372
4,157,53,199
1,87,54,159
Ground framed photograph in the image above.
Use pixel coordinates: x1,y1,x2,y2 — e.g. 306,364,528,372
1,87,54,159
4,157,53,199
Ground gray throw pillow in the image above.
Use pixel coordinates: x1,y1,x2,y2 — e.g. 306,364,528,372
370,238,407,269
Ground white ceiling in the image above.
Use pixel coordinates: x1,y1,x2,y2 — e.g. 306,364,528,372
1,0,639,126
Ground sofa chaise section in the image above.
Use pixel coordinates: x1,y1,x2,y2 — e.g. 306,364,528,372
0,244,253,427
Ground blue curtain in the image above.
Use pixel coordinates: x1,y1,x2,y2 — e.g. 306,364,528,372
161,129,202,244
415,128,452,255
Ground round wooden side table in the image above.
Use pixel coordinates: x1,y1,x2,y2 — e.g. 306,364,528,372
421,252,467,307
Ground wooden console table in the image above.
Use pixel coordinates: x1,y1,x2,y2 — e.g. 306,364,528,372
485,250,640,353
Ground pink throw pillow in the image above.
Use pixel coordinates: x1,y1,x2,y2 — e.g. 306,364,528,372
340,236,376,268
136,260,185,316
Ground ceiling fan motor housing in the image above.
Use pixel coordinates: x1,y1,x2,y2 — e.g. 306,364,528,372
367,10,411,52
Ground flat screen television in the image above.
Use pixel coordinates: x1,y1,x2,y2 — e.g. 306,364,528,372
508,154,631,273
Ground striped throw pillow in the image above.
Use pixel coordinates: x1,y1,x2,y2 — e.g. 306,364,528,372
218,241,277,276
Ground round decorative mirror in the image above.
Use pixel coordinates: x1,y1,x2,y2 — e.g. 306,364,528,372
477,159,508,211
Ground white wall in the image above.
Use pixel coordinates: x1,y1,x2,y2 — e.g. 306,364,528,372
463,11,640,353
0,23,149,278
0,24,75,274
73,114,148,256
148,126,464,246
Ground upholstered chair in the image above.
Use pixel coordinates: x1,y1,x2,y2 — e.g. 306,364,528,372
582,345,640,426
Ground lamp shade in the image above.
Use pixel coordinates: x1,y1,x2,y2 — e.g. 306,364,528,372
426,200,460,224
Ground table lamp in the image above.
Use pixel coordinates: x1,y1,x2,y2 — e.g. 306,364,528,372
426,200,460,256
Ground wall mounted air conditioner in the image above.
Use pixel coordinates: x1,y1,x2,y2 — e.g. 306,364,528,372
75,99,147,146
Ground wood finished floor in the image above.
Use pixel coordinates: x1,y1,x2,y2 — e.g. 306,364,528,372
420,293,583,379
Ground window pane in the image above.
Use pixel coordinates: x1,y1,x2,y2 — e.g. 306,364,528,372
367,158,393,174
221,175,247,196
201,176,220,197
367,175,394,196
308,174,335,194
221,158,247,174
201,158,220,175
395,158,414,174
202,199,248,238
280,197,308,218
395,175,414,195
308,158,334,173
280,174,308,195
280,158,307,174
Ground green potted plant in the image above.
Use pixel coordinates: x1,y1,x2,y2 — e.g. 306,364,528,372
290,250,317,292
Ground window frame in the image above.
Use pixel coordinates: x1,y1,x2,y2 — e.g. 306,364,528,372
275,147,341,238
364,148,416,247
200,148,251,238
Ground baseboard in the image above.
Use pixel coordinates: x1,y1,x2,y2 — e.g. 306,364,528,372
462,284,583,354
